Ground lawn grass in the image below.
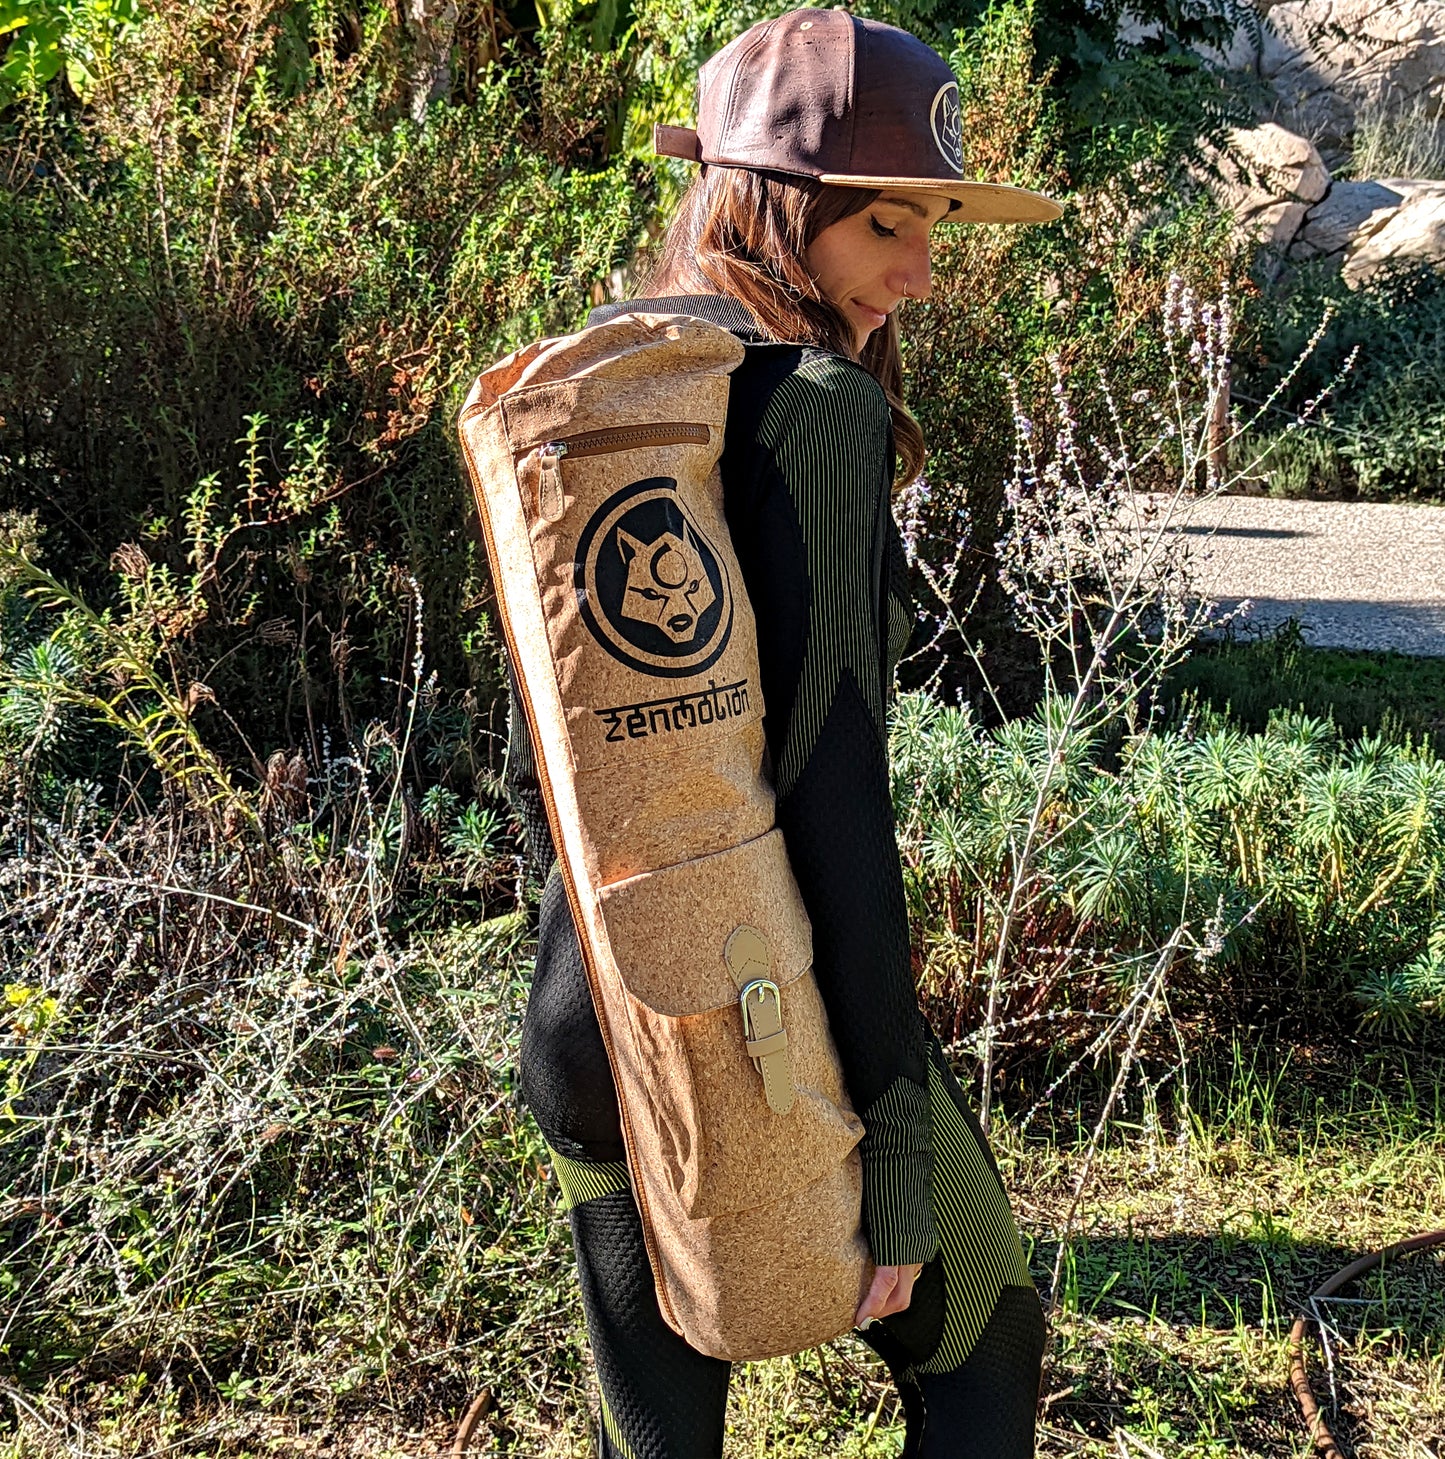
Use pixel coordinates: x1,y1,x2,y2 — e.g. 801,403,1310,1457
1017,1040,1445,1458
1160,622,1445,755
715,1040,1445,1459
4,1028,1439,1459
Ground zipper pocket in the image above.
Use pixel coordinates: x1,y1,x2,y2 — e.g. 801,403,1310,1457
520,422,711,523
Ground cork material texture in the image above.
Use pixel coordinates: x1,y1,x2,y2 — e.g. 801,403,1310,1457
620,965,864,1218
651,1152,871,1360
597,830,812,1014
571,722,773,886
599,830,863,1218
459,312,870,1360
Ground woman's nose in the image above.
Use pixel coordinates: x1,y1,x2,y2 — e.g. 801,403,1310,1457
890,243,932,303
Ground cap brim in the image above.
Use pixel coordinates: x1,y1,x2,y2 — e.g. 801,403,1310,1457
818,174,1062,223
653,119,1062,223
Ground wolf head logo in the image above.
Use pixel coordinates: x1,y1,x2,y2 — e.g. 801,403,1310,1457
576,478,733,676
930,82,963,173
615,522,717,644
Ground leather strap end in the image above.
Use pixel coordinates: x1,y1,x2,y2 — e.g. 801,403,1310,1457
759,1056,795,1116
654,123,703,161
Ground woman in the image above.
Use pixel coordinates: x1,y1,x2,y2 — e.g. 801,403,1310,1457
505,9,1060,1456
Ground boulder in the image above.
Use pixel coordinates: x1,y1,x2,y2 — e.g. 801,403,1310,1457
1212,123,1331,251
1261,0,1445,159
1342,178,1445,281
1292,178,1406,257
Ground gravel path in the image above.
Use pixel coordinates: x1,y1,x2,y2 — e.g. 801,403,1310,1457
1168,495,1445,657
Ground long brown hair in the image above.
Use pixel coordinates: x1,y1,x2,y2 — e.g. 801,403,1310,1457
640,166,926,487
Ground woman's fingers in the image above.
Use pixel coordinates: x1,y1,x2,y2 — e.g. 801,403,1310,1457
876,1262,923,1319
855,1263,924,1327
854,1265,898,1327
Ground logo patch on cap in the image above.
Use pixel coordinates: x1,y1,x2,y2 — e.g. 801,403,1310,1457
575,479,733,677
930,82,963,174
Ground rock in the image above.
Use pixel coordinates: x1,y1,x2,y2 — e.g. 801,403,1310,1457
1261,0,1445,159
1293,178,1406,257
1342,178,1445,281
1212,123,1332,251
1291,177,1445,280
1196,12,1265,73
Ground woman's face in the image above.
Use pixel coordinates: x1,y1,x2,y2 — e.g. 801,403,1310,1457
804,187,953,352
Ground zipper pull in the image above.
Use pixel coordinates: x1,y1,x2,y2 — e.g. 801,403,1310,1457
537,440,568,522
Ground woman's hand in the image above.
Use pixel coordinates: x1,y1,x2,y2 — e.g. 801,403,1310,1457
855,1262,924,1327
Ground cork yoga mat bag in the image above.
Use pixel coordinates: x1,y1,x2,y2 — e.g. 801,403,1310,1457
458,312,872,1361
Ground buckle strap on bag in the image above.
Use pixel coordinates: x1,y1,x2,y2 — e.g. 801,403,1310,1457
725,926,796,1115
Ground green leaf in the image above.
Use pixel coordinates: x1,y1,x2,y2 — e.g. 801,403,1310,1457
0,13,66,103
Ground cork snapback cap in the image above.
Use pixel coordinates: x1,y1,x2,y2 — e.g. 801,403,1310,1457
654,6,1061,224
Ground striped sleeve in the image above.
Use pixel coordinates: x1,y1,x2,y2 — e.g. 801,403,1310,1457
751,354,938,1268
759,357,892,796
858,1073,938,1265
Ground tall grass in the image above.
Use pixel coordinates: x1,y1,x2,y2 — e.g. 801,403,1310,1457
1346,91,1445,181
0,819,555,1405
0,778,587,1448
0,511,585,1447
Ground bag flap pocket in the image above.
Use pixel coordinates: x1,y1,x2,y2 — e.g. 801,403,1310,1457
596,831,862,1218
597,830,810,1015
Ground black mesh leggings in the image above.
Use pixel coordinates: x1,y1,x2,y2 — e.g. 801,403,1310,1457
569,1186,1044,1458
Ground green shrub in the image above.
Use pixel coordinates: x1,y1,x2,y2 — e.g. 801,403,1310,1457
891,689,1445,1047
1,0,1255,776
1,0,657,786
1240,260,1445,502
0,0,144,106
1238,422,1353,500
1027,0,1255,184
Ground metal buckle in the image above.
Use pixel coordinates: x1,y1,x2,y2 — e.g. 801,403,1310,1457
739,978,780,1035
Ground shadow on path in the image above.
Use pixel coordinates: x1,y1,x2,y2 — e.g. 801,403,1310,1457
1175,524,1311,539
1211,597,1445,656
